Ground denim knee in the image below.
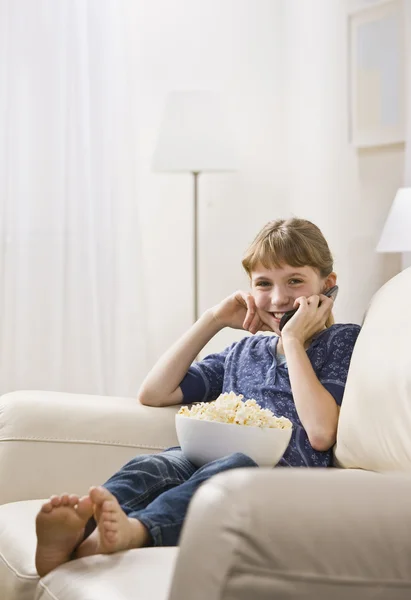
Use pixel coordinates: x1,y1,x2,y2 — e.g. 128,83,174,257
213,452,258,468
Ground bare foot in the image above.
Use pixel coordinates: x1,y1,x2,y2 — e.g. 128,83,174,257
35,493,94,576
82,486,150,555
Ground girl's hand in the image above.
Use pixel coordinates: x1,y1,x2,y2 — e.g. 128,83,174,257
210,291,273,334
281,294,334,345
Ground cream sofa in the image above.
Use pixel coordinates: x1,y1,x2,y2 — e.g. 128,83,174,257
0,267,411,600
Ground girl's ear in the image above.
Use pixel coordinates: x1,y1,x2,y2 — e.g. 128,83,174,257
324,271,337,291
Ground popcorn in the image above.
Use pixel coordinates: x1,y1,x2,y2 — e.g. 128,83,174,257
178,391,292,430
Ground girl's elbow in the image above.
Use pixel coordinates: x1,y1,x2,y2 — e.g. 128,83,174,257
137,388,161,407
138,386,183,407
138,393,153,406
309,430,337,452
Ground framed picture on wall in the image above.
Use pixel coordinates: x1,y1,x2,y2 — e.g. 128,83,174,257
348,0,406,148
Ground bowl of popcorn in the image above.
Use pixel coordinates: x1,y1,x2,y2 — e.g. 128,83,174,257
175,392,293,467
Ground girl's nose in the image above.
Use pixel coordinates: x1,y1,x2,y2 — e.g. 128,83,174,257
271,288,289,307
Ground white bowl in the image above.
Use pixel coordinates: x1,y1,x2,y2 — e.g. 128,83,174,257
175,414,292,467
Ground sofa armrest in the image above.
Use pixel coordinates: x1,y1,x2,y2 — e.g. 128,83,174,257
170,469,411,600
0,390,179,505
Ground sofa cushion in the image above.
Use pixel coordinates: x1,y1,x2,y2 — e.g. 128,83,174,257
0,498,178,600
0,499,42,600
36,548,179,600
335,267,411,471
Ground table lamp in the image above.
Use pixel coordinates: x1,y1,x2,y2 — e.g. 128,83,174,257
376,188,411,270
152,91,239,322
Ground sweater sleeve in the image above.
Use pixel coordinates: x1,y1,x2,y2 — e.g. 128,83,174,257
317,324,361,406
179,342,237,403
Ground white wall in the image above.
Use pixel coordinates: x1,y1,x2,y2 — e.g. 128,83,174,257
123,0,404,372
123,0,287,365
284,0,403,326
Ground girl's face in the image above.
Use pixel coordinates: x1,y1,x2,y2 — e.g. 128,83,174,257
250,263,336,335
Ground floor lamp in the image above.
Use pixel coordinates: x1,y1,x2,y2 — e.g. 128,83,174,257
152,91,238,322
376,188,411,270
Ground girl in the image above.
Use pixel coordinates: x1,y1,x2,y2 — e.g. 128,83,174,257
35,218,360,576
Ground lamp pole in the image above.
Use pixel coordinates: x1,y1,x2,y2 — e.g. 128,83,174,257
151,92,238,324
193,171,200,323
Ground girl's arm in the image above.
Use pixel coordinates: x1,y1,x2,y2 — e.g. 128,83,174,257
280,294,341,451
138,291,267,408
137,310,222,407
281,334,339,451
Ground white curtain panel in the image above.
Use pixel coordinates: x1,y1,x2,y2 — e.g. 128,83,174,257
0,0,148,396
405,0,411,185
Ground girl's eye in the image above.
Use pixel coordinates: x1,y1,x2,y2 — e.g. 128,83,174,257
256,281,271,287
289,279,303,285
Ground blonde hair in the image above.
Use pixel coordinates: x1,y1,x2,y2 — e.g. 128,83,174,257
242,218,335,327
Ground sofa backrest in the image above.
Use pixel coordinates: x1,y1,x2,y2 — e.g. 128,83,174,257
334,267,411,471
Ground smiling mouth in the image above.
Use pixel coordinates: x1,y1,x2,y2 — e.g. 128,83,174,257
271,312,286,320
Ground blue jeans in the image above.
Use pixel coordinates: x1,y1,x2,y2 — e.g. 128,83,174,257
85,448,257,547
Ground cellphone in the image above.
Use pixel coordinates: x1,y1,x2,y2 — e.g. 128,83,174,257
278,285,339,332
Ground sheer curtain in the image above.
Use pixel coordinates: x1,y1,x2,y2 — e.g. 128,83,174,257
0,0,148,396
405,0,411,185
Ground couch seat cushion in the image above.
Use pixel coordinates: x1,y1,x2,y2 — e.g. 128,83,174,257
0,498,178,600
36,547,179,600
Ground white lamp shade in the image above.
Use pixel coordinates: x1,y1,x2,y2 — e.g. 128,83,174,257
152,91,239,173
376,188,411,253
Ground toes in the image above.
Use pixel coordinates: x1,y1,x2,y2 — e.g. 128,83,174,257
102,500,116,512
41,494,66,513
89,486,103,504
76,496,94,520
40,501,54,514
42,494,80,513
68,495,79,507
89,486,114,506
101,510,116,522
